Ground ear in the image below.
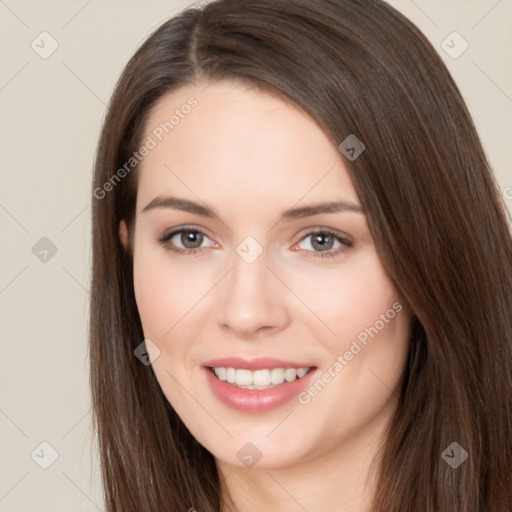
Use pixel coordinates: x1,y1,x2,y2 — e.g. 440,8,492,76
119,219,129,250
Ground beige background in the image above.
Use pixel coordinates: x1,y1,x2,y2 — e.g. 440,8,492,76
0,0,511,510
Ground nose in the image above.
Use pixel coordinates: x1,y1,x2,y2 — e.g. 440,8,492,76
216,249,290,338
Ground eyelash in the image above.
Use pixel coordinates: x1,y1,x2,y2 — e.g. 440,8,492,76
157,227,353,259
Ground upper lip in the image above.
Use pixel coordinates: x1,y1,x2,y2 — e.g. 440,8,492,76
202,357,315,371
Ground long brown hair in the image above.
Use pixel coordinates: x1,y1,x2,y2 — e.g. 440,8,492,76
89,0,512,510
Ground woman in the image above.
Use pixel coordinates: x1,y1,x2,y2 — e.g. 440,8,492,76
89,0,512,510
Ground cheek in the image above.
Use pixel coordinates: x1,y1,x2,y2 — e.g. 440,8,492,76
133,246,171,337
132,242,211,338
294,248,402,345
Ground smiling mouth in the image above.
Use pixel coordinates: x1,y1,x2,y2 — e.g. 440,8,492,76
208,366,315,390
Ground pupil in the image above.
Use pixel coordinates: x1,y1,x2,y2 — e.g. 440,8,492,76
312,233,333,251
182,230,203,249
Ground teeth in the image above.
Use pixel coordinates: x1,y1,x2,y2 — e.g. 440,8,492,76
284,368,296,382
297,368,309,378
213,366,311,388
270,368,284,385
253,369,270,386
236,369,252,386
215,367,227,381
226,367,236,384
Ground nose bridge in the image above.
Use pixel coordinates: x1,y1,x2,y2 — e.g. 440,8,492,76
231,244,270,293
216,241,288,335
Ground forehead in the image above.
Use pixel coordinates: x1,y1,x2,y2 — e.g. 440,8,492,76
137,81,358,209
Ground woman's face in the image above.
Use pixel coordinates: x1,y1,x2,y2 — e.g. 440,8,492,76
121,81,411,469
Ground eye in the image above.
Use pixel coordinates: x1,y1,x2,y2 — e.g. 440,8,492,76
157,227,352,259
158,227,217,255
293,229,353,259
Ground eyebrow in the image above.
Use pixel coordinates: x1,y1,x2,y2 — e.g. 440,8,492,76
141,195,364,219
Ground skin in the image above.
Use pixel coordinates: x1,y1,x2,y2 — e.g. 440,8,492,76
119,81,412,512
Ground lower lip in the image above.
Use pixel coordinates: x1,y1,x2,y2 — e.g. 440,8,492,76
203,367,317,413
